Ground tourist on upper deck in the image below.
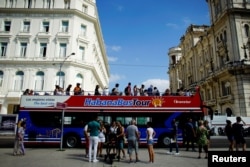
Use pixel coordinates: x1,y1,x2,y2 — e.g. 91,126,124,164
94,85,101,95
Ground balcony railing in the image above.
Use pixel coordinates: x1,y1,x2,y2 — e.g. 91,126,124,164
218,95,234,104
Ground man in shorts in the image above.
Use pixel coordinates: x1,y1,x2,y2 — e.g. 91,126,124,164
232,116,246,151
126,120,140,163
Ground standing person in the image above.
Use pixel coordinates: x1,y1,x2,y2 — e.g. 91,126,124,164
162,88,172,96
84,123,90,158
133,85,138,96
224,120,234,151
102,87,109,96
203,120,211,148
17,121,26,155
139,84,145,96
97,121,106,157
126,119,140,163
146,122,156,163
232,116,247,151
167,119,179,155
23,89,29,95
73,83,82,95
88,115,101,162
109,121,117,154
152,87,160,96
147,85,153,96
94,85,101,95
196,120,208,159
13,118,26,156
185,118,196,151
65,84,72,95
116,121,126,160
113,83,120,95
124,82,132,96
28,89,34,95
54,85,60,95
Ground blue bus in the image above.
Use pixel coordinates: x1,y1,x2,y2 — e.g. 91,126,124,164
18,88,204,148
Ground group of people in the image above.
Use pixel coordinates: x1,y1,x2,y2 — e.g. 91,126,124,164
224,116,247,151
110,83,161,96
84,115,156,163
167,118,211,159
54,83,84,95
23,89,34,95
179,116,247,159
24,81,194,97
110,82,193,97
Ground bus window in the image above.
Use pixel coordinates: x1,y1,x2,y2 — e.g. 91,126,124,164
64,117,72,125
116,117,124,125
137,117,151,127
124,117,132,126
98,115,112,125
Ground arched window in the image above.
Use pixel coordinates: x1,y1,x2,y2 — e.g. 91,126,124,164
75,73,83,87
0,71,3,87
226,108,232,117
14,71,24,91
56,71,65,88
244,24,249,37
35,71,44,91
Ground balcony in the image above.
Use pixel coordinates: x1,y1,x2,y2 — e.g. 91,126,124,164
6,91,22,99
0,31,12,39
16,31,32,39
37,31,51,38
205,99,216,106
218,95,234,104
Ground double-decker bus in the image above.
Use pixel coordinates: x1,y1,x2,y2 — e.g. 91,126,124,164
18,87,204,148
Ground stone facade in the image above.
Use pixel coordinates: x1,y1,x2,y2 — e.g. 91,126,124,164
0,0,109,114
168,0,250,117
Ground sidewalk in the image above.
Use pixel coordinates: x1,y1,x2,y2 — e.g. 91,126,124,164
0,148,209,167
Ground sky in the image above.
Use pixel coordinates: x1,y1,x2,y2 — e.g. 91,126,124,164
96,0,210,93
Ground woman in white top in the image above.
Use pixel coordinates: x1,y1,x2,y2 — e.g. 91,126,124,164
146,122,156,163
97,121,106,157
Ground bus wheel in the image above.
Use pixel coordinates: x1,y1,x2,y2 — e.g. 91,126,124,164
64,135,79,148
159,135,171,147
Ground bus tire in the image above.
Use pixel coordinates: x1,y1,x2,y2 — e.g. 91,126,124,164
159,135,171,147
64,134,80,148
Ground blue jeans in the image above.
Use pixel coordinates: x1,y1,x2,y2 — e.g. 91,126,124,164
169,142,179,153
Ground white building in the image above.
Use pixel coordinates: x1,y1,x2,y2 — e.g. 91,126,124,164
0,0,110,114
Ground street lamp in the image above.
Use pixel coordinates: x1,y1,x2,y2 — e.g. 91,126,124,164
58,52,75,87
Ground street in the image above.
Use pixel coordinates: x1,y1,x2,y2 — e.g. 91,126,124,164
0,136,249,167
1,135,250,148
